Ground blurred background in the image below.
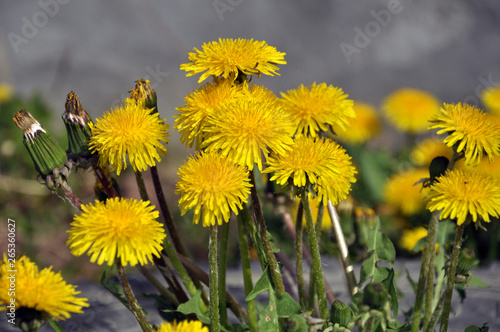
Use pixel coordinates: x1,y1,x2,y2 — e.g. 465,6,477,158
1,0,500,281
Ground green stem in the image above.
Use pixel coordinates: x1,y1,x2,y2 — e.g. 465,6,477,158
302,193,329,319
307,265,317,312
237,212,258,332
424,290,445,332
295,201,306,307
439,223,465,332
137,266,179,306
218,221,230,327
249,170,285,295
209,225,220,332
116,261,153,332
423,212,440,328
134,171,150,202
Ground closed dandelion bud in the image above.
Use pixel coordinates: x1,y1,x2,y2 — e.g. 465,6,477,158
457,248,475,276
429,156,449,183
63,91,95,166
363,282,388,310
330,300,354,328
13,109,66,177
129,79,157,113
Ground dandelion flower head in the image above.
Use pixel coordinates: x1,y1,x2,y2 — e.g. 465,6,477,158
0,83,14,103
156,320,209,332
411,137,453,167
265,136,357,205
333,101,381,144
89,98,170,175
384,168,430,216
280,82,355,137
180,38,286,83
481,85,500,115
67,198,166,266
427,169,500,225
0,255,89,320
428,103,500,166
398,227,428,253
382,88,440,134
176,151,252,227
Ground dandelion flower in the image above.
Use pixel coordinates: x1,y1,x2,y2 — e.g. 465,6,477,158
0,83,14,103
203,92,295,171
280,82,355,137
67,198,166,266
180,38,286,83
411,137,453,167
382,88,440,134
333,101,381,144
428,103,500,166
384,168,430,216
0,255,89,320
156,320,209,332
89,98,170,175
265,136,357,205
176,151,252,227
481,85,500,115
427,169,500,225
174,78,244,149
398,227,428,252
458,155,500,181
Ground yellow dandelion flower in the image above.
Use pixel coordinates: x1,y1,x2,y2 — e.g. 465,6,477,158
428,103,500,166
0,83,14,103
458,155,500,181
203,92,295,171
0,255,89,320
265,136,357,205
175,78,245,149
67,198,166,266
411,137,453,167
89,98,170,175
383,168,430,216
156,320,209,332
280,82,355,137
333,101,381,144
398,227,428,252
427,169,500,225
481,85,500,115
176,151,252,227
382,88,440,134
180,38,286,83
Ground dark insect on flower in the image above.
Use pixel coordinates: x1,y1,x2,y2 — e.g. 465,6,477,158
414,156,449,190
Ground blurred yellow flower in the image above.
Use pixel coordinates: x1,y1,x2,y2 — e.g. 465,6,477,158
382,88,440,134
399,227,428,252
428,103,500,166
0,255,89,320
0,83,14,103
333,101,381,144
176,151,252,227
156,320,209,332
280,82,355,137
383,168,430,216
427,169,500,225
68,198,166,266
481,85,500,115
411,137,453,167
180,38,286,83
457,155,500,181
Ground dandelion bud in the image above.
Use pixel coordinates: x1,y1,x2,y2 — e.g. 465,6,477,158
330,300,354,328
457,248,475,276
13,109,66,177
363,282,388,310
129,79,157,113
62,91,95,166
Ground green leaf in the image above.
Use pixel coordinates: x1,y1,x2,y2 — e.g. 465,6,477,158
246,268,271,301
376,268,398,316
405,269,418,294
47,319,64,332
257,285,279,332
468,273,489,288
412,237,427,253
276,292,302,318
174,288,211,325
464,323,489,332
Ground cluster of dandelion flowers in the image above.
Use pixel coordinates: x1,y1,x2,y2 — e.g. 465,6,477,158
383,168,430,216
180,38,286,83
0,255,89,320
202,93,295,171
176,151,252,227
411,137,453,167
428,103,500,166
156,320,209,332
332,101,381,144
67,198,166,266
280,82,355,137
481,85,500,115
382,88,440,134
89,98,170,175
265,136,357,206
426,169,500,225
174,78,245,149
